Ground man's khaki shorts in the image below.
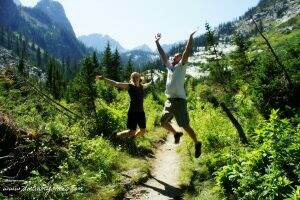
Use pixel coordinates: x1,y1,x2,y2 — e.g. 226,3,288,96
161,98,190,127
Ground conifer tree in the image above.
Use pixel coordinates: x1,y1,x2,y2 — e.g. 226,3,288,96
46,58,62,99
111,49,121,81
36,47,42,68
83,56,97,117
15,35,20,56
205,22,228,84
204,23,248,144
230,32,252,81
43,51,49,69
92,51,101,75
124,57,133,81
101,43,113,78
17,54,25,75
0,26,4,44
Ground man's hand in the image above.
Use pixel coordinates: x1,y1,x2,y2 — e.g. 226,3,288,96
155,33,162,42
155,33,168,66
96,75,104,80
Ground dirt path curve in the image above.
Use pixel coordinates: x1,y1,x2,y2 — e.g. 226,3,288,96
123,134,182,200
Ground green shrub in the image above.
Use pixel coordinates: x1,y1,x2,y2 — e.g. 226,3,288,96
216,110,299,199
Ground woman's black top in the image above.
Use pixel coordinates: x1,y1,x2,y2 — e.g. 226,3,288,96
128,84,144,112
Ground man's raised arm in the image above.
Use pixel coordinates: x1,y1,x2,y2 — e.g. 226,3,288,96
182,30,197,65
155,33,168,67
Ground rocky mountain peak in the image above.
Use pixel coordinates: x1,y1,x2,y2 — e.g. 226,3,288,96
35,0,75,36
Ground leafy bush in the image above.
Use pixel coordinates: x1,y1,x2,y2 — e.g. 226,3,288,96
216,110,300,199
94,103,125,138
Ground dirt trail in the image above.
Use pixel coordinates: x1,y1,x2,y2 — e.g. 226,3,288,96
124,134,182,200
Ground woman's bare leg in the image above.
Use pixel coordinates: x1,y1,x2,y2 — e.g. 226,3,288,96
134,128,146,137
116,130,136,138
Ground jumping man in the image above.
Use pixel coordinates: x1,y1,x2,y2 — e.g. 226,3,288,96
155,31,202,158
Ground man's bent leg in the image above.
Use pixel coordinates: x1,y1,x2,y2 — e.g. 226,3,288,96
182,125,198,143
174,99,202,157
182,124,202,158
161,99,177,135
161,122,177,134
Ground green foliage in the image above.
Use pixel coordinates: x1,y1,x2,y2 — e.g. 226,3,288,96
96,81,118,104
229,32,253,82
2,7,300,200
251,51,295,118
94,103,125,138
66,56,98,117
216,110,299,199
0,73,166,199
289,186,300,200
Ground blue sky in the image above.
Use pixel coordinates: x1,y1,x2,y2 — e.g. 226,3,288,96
20,0,260,50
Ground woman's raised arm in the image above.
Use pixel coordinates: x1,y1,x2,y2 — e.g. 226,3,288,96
96,75,129,90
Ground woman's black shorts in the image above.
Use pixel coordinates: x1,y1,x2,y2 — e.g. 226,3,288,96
127,111,146,130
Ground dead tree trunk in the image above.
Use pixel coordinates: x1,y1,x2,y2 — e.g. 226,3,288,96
251,16,293,90
219,102,248,144
209,96,248,144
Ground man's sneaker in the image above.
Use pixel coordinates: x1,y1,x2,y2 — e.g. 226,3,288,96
174,132,183,144
195,142,202,158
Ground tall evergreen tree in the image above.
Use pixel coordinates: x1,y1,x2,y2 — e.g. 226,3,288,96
43,51,49,69
205,22,228,84
17,38,28,76
17,54,25,75
83,56,97,117
15,35,20,56
92,51,101,75
205,22,218,57
0,26,4,44
230,32,252,82
67,56,100,131
21,39,28,60
111,49,121,81
124,57,133,81
101,43,113,78
36,47,42,68
6,31,12,49
46,58,62,99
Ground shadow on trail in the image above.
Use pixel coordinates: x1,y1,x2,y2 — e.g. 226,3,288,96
141,176,183,199
111,137,155,158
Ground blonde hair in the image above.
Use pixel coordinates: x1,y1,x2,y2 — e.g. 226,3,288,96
130,72,143,84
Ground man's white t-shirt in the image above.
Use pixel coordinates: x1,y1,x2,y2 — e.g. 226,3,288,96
165,60,187,99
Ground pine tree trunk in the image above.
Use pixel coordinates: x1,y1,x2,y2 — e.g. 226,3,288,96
208,96,248,144
251,17,293,90
219,102,248,144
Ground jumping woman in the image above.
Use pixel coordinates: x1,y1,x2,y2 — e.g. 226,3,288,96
96,72,151,138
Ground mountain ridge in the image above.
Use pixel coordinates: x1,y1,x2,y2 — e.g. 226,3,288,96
35,0,76,36
78,33,126,52
0,0,87,60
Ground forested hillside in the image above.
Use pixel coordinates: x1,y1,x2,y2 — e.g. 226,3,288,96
0,0,299,199
0,0,88,61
